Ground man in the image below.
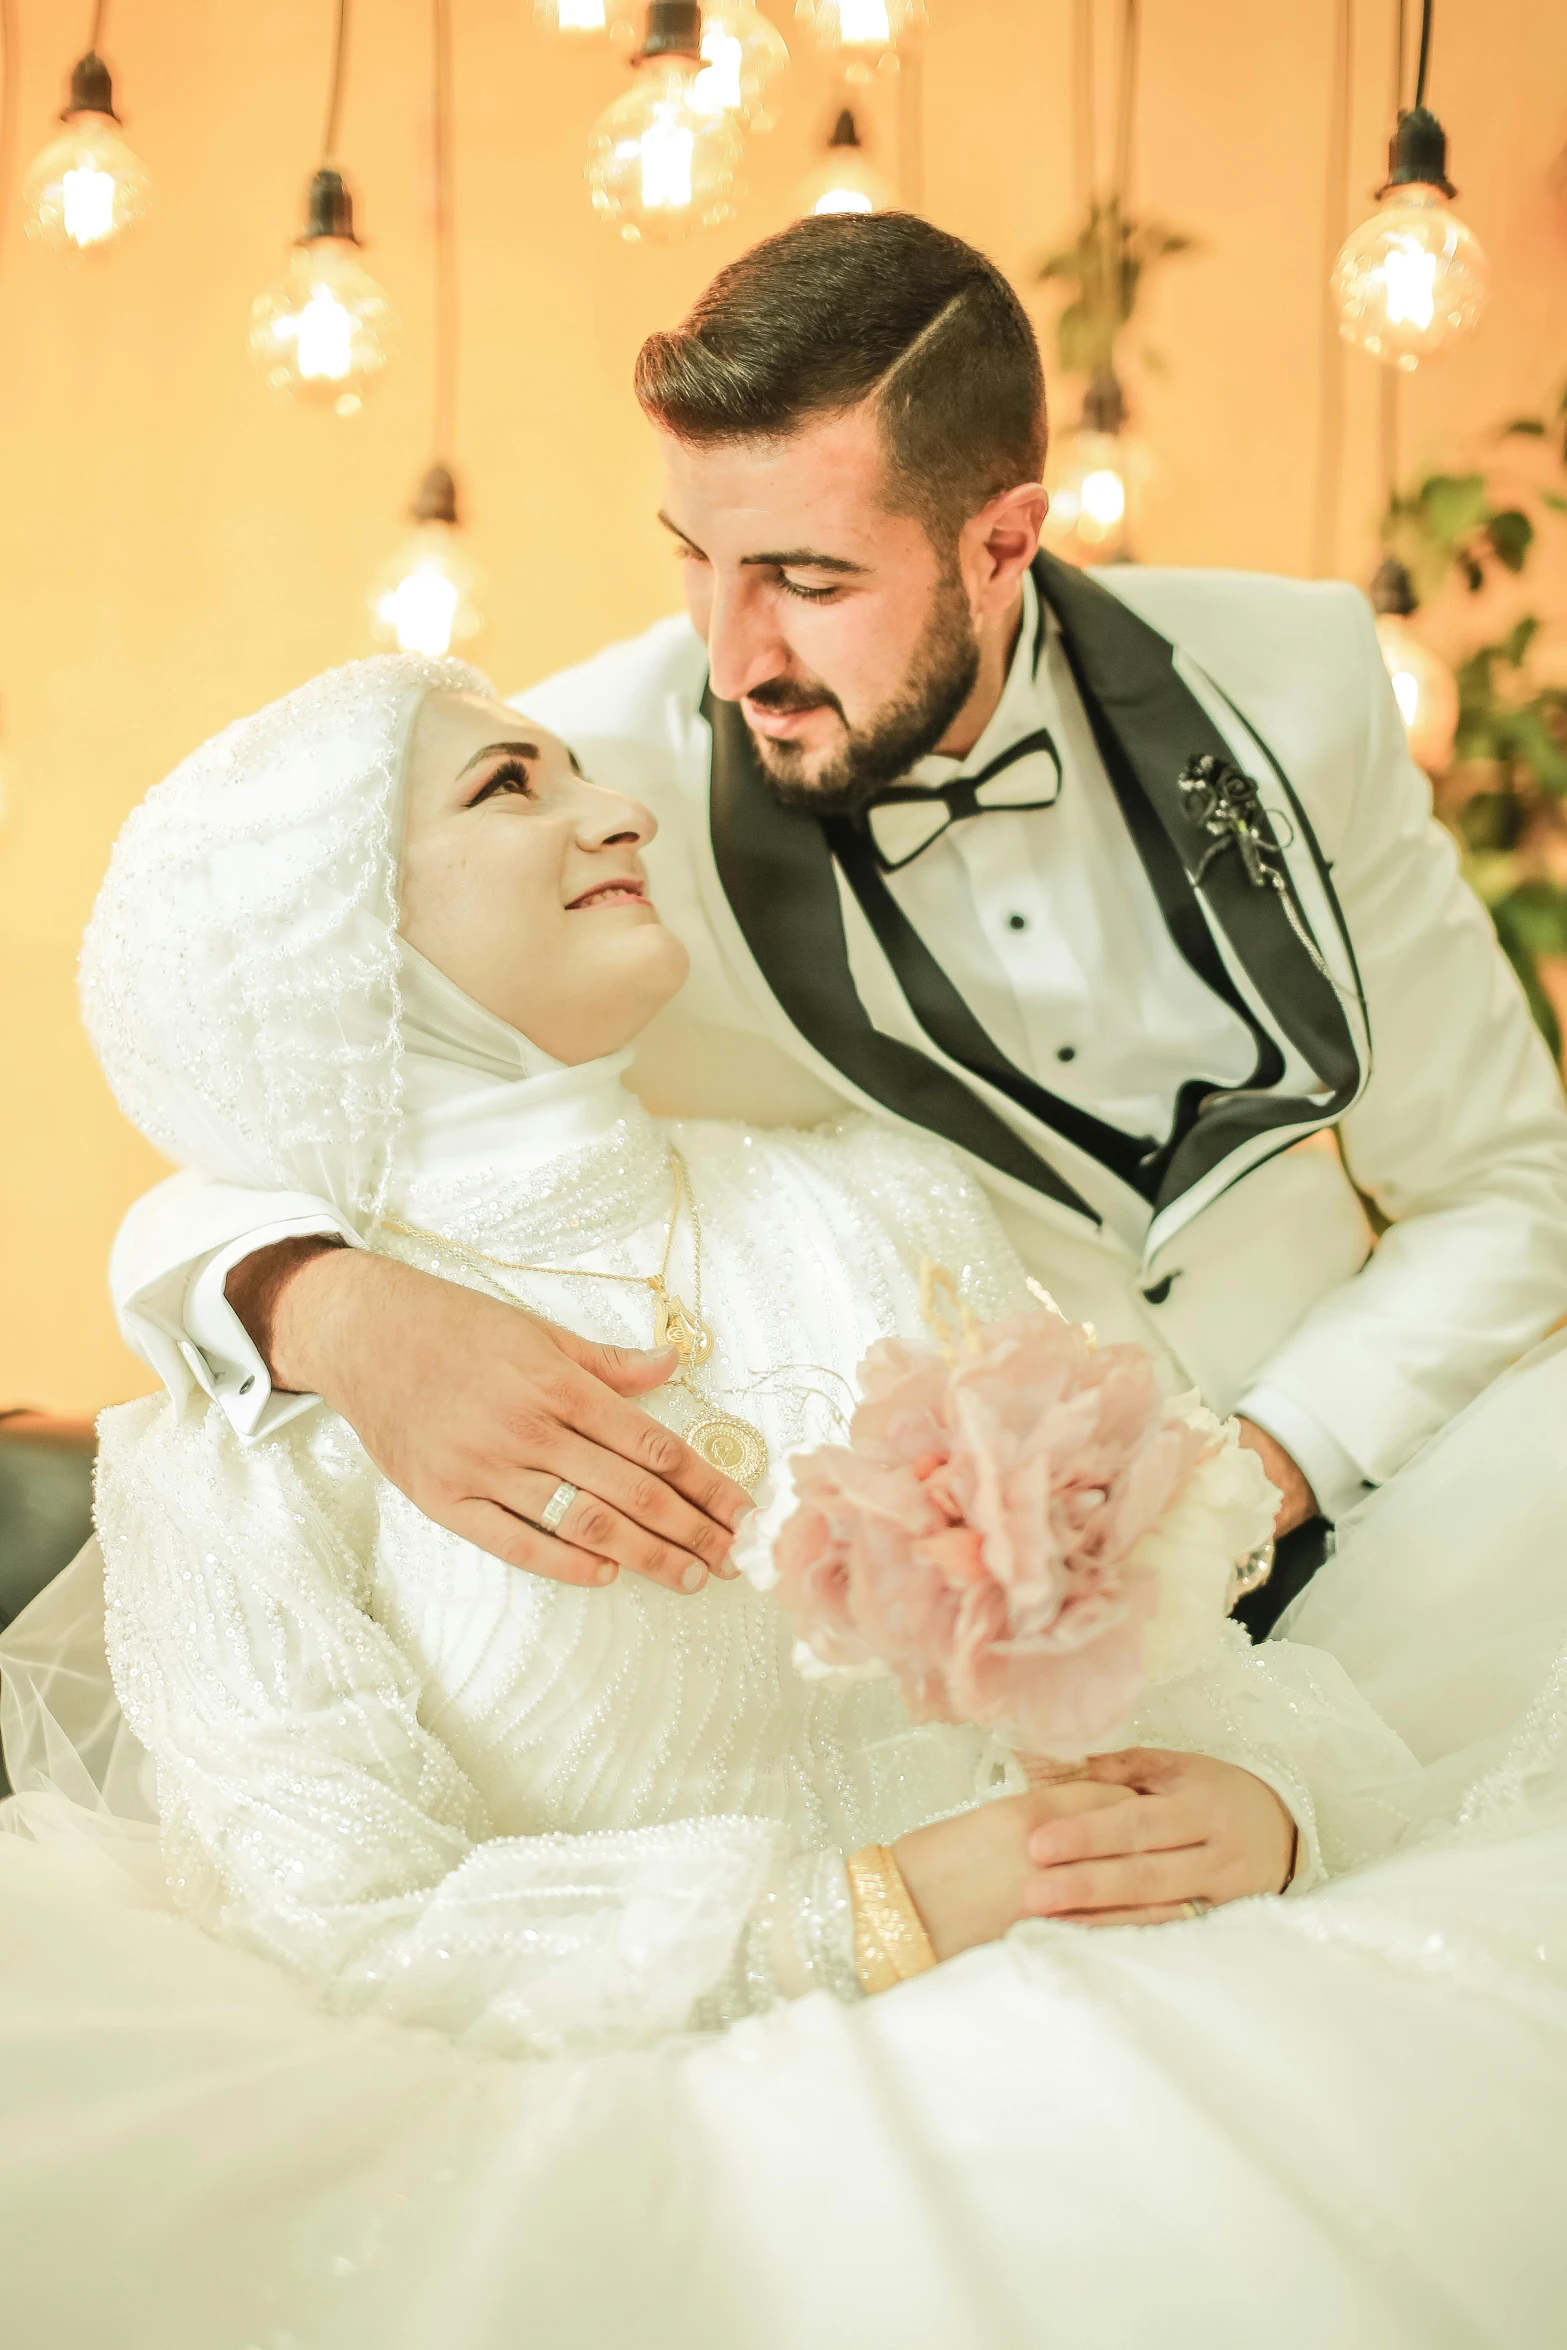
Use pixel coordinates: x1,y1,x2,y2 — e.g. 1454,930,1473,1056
111,213,1567,1633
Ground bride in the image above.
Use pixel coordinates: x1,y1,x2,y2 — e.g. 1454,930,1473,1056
2,653,1565,2348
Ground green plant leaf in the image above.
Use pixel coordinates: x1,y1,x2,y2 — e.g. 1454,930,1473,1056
1501,615,1541,667
1486,509,1535,573
1542,492,1567,514
1501,417,1547,437
1418,472,1491,546
1506,705,1567,796
1458,791,1525,853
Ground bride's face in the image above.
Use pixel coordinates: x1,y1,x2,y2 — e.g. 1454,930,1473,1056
399,690,689,1062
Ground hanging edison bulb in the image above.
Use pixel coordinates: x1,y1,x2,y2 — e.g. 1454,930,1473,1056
587,2,741,244
371,466,482,658
1332,107,1488,371
795,107,894,216
692,3,790,135
1043,368,1147,567
1369,558,1459,772
250,170,395,417
796,0,924,56
23,53,150,252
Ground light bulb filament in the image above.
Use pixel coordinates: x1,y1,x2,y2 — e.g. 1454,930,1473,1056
695,30,745,114
1078,468,1127,531
1378,237,1438,330
815,183,874,214
295,284,356,382
1389,668,1421,727
840,0,893,42
639,118,696,212
377,562,462,657
61,163,117,246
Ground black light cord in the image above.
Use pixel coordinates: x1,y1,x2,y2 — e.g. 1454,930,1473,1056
1414,0,1433,108
1072,0,1095,217
1309,0,1354,578
88,0,107,52
322,0,350,162
1112,0,1139,215
432,0,457,460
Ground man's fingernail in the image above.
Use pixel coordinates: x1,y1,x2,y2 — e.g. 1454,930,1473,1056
714,1560,742,1581
594,1562,617,1586
730,1501,756,1528
680,1561,707,1593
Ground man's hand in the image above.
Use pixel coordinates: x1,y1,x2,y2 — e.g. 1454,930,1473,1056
227,1239,752,1594
1022,1748,1298,1927
1235,1417,1316,1538
892,1781,1139,1963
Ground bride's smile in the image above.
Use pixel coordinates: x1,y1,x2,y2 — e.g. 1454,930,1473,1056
398,685,689,1066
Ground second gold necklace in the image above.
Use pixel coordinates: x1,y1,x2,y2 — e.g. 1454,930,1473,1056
380,1147,770,1492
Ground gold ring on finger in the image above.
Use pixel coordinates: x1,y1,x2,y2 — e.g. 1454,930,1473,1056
1180,1896,1213,1921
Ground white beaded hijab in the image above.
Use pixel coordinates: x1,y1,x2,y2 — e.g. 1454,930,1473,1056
82,653,493,1228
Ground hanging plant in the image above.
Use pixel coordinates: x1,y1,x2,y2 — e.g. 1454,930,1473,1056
1383,388,1567,1060
1034,197,1197,380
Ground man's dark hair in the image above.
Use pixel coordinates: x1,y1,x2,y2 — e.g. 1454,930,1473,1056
634,213,1047,545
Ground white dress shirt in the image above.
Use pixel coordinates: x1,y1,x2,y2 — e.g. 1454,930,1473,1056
880,570,1257,1142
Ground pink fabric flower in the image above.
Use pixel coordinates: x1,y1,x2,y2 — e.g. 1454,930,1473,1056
774,1307,1216,1758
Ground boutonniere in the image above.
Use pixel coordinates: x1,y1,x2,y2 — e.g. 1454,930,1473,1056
1176,752,1347,992
1176,753,1278,890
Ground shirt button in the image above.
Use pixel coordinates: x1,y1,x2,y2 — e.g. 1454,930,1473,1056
1005,912,1028,933
1056,1045,1077,1063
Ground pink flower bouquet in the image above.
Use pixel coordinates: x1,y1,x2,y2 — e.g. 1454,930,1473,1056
750,1286,1276,1762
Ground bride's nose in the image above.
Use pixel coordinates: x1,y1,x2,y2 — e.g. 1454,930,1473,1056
572,779,656,851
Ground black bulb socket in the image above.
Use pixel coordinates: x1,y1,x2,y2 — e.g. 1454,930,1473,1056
1379,106,1457,200
63,51,119,123
638,2,703,63
411,463,460,527
300,167,361,246
1370,556,1418,617
829,107,862,150
1081,366,1127,435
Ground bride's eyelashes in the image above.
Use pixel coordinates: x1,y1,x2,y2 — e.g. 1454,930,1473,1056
466,757,536,808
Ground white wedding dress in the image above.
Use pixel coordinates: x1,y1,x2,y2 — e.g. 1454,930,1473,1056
3,655,1565,2348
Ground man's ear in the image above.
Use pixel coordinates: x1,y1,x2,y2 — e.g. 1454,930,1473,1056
962,481,1048,613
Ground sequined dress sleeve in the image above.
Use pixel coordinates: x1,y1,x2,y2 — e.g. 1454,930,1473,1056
95,1396,861,2059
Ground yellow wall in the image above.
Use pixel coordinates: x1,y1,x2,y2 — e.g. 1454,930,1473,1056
1,0,1563,1412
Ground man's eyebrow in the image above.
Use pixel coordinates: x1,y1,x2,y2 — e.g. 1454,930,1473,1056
740,548,867,575
654,511,866,576
456,738,540,778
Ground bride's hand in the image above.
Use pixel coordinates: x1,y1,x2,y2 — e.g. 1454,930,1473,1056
1023,1749,1299,1926
228,1240,753,1594
892,1782,1139,1963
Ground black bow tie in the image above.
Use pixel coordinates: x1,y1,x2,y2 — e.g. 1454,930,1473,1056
860,727,1064,872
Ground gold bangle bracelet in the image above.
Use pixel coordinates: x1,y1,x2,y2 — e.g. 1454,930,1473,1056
846,1844,938,1996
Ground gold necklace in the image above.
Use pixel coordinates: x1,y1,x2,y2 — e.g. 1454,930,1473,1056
379,1147,771,1492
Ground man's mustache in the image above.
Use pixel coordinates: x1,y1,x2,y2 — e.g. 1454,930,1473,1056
743,676,847,723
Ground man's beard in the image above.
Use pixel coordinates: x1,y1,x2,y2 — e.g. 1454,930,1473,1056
745,566,981,820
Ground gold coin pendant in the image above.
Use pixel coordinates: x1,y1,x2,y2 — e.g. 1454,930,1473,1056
685,1411,770,1494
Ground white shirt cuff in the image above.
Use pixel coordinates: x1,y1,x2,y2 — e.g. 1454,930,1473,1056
1234,1382,1373,1524
184,1215,363,1441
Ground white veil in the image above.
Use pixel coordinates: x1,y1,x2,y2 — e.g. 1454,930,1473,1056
80,651,491,1221
5,653,494,1852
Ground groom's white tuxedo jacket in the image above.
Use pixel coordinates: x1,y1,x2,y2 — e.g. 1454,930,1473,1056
111,558,1567,1517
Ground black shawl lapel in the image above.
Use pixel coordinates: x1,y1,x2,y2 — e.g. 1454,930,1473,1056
703,687,1101,1222
1034,553,1364,1210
